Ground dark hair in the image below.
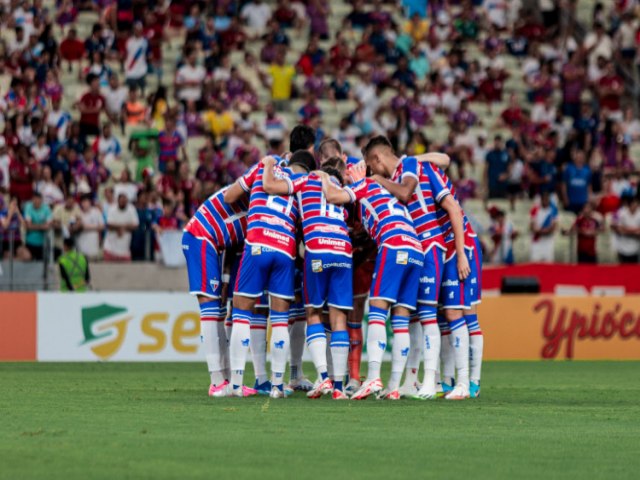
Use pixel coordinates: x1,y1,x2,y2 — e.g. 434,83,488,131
318,138,343,157
322,155,346,173
63,237,75,249
86,73,98,85
288,150,316,172
289,125,316,153
321,165,344,186
361,135,392,158
80,193,93,203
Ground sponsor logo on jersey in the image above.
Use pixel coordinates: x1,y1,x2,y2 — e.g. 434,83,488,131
318,238,347,247
396,251,408,265
251,245,262,255
312,259,323,272
262,229,291,244
442,279,459,287
322,262,351,269
408,256,424,267
420,276,436,284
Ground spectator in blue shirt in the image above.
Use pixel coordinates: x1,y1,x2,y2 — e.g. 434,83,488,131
484,135,510,199
562,149,592,215
24,192,53,260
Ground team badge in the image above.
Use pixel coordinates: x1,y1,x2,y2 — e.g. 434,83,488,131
311,260,323,272
396,251,408,265
251,245,262,255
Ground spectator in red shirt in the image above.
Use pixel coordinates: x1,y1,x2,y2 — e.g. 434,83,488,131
563,202,604,264
75,73,105,139
59,28,85,72
154,198,180,232
598,61,624,120
9,145,35,204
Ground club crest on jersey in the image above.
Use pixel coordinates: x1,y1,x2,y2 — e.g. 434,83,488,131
251,245,262,255
210,279,220,291
311,259,323,272
396,251,409,265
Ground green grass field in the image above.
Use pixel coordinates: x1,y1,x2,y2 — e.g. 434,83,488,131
1,362,639,480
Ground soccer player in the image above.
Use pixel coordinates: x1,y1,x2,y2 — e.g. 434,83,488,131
363,136,452,399
262,155,366,399
321,169,423,400
182,186,248,397
224,152,316,398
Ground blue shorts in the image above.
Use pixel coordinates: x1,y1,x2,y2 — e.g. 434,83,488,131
303,251,353,311
182,231,222,298
418,247,445,305
468,236,482,306
370,246,422,310
234,244,296,300
439,248,473,310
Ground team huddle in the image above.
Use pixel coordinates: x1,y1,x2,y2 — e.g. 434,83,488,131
182,125,483,401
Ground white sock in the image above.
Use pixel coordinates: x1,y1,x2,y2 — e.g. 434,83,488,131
420,305,441,385
366,306,388,381
403,317,422,385
269,311,290,388
449,317,470,388
465,314,484,384
330,330,349,389
250,312,268,384
438,314,455,384
200,301,226,386
229,308,252,389
325,327,334,379
306,323,328,379
223,315,232,380
389,314,410,391
289,317,306,381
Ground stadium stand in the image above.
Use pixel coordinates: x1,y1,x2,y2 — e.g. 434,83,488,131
1,0,639,291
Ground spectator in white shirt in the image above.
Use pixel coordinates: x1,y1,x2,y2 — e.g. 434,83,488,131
240,0,272,37
529,192,558,263
124,22,149,94
176,47,207,105
612,194,640,263
77,194,104,260
102,74,128,134
104,193,139,262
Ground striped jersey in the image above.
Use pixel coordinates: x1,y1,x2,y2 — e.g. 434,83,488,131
239,162,302,259
289,173,352,256
428,166,475,256
184,186,248,251
158,130,183,164
345,178,422,253
392,156,446,253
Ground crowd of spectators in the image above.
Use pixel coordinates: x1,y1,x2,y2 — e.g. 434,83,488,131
0,0,639,266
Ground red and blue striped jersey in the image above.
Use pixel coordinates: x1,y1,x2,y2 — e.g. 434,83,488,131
184,186,248,251
428,166,476,256
239,162,301,259
345,178,422,253
392,156,446,253
289,173,352,256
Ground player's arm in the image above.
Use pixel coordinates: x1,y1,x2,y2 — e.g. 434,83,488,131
318,171,355,205
261,156,292,195
414,152,451,169
373,174,417,204
224,163,260,203
223,181,246,203
440,195,471,281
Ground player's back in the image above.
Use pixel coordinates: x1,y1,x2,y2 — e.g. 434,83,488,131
393,157,446,253
240,162,301,258
296,173,352,256
428,165,473,247
184,186,248,250
349,178,422,252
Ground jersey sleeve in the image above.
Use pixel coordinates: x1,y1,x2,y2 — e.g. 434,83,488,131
344,179,368,203
288,174,308,194
401,156,419,182
425,163,451,203
238,163,260,192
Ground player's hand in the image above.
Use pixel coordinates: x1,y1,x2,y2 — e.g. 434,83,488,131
348,161,367,183
457,255,471,281
261,155,276,169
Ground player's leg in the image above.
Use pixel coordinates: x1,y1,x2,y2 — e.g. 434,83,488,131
182,232,227,396
266,251,296,398
288,267,312,390
229,245,265,397
437,312,455,395
326,258,353,399
399,315,422,396
439,250,471,400
385,250,422,400
250,300,270,394
347,259,373,393
415,248,445,400
466,238,483,398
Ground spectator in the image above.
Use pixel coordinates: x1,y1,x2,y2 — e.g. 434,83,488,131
52,194,82,258
563,202,603,264
9,145,35,204
562,149,592,215
58,237,90,292
24,192,53,260
59,28,84,72
76,194,104,261
124,22,149,94
92,123,122,166
102,74,128,133
104,193,139,262
176,47,207,106
241,0,272,38
611,193,640,263
76,73,105,138
122,87,146,126
114,169,139,203
264,50,296,109
484,135,509,199
0,197,30,260
529,192,558,263
488,206,517,264
158,117,186,174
